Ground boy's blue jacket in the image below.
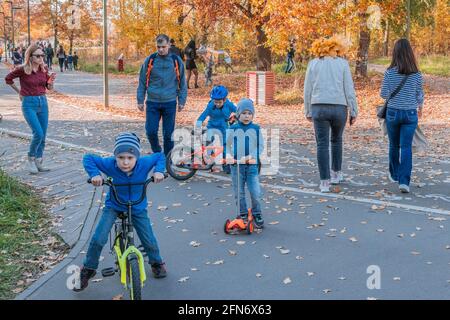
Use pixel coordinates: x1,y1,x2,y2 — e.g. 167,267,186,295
226,121,264,164
83,153,166,212
136,52,188,106
196,99,237,130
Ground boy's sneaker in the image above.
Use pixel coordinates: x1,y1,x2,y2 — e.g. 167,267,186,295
73,267,96,292
320,180,331,193
330,171,344,185
238,214,248,223
399,184,410,193
151,262,167,278
253,214,264,228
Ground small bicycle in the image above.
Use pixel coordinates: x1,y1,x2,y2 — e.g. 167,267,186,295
88,174,167,300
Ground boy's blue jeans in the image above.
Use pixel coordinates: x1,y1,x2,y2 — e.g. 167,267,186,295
145,100,177,157
83,207,163,270
386,108,418,186
21,95,49,158
230,164,262,216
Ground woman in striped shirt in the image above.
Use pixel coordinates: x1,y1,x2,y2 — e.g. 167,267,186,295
380,38,424,193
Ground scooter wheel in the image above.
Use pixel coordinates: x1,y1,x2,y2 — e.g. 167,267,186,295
224,219,231,234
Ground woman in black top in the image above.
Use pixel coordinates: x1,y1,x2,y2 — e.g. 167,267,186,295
184,40,199,88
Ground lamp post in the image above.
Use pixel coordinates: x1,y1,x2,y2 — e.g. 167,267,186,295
6,1,22,50
0,10,7,62
103,0,108,109
26,0,30,46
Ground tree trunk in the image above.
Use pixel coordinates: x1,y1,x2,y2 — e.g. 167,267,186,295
406,0,411,40
383,18,389,56
69,31,74,54
355,11,370,77
255,24,271,71
53,0,59,49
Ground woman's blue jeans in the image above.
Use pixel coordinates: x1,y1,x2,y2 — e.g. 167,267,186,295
83,207,163,270
386,108,418,186
21,95,49,158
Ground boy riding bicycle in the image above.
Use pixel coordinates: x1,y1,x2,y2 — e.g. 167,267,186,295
196,85,237,174
75,132,166,292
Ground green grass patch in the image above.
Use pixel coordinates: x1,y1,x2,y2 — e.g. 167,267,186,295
0,170,67,299
78,61,141,75
272,62,307,77
370,55,449,77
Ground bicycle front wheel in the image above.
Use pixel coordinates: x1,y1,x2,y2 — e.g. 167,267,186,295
166,146,197,180
127,255,142,300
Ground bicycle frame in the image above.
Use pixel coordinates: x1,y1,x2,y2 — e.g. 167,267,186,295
176,137,226,169
112,208,147,288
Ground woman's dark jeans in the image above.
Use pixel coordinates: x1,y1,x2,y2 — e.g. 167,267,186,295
311,104,348,180
58,58,65,72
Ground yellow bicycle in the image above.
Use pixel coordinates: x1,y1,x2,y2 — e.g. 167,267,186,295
88,175,166,300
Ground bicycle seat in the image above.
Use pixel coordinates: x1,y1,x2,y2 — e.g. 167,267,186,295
191,128,208,135
117,212,128,220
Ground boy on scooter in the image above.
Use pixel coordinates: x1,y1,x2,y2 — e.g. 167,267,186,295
225,98,264,228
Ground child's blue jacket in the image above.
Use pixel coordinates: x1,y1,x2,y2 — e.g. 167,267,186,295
196,99,237,130
83,153,165,212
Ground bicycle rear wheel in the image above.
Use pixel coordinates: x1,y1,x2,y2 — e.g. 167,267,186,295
127,254,142,300
166,146,197,180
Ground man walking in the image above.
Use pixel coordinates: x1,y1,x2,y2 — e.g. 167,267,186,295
137,34,187,156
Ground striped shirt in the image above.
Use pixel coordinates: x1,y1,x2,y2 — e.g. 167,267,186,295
380,67,424,110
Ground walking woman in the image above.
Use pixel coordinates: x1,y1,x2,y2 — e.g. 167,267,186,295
304,35,358,193
381,39,424,193
57,45,66,72
5,44,56,174
184,40,199,88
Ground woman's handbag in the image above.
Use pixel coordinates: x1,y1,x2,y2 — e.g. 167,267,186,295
377,75,409,119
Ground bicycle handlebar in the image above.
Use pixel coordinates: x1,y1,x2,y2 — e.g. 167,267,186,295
87,173,168,206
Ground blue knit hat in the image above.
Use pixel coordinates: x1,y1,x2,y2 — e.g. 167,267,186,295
236,98,255,116
114,132,141,158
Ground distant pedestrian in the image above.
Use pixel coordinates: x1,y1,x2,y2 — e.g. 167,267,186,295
12,47,22,67
184,40,199,89
169,38,184,60
204,52,214,86
285,40,295,73
45,44,54,70
73,51,79,70
57,45,66,72
67,53,74,71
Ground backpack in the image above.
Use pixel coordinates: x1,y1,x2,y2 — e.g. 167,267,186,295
145,52,181,89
